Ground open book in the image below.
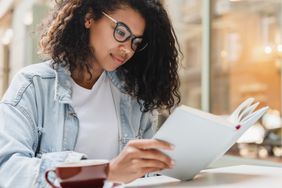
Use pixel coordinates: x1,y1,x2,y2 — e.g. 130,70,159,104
153,98,269,181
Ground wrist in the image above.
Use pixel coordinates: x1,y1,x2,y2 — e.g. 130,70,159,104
107,161,116,182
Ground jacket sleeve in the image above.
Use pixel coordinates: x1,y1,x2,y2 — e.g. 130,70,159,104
0,68,86,188
0,103,86,188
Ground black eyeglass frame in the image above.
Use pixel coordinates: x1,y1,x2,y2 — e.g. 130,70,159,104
102,12,148,52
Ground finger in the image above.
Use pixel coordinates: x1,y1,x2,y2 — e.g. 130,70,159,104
127,139,174,150
138,149,173,167
131,158,166,169
125,148,173,167
142,167,162,175
137,158,172,169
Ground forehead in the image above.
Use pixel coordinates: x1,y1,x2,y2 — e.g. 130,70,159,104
108,7,146,36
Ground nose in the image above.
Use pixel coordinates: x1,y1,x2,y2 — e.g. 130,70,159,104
119,44,131,56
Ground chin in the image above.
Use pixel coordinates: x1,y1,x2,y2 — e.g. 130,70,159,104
104,66,119,72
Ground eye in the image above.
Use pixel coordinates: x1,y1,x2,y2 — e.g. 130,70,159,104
114,24,130,41
116,28,126,37
115,27,128,39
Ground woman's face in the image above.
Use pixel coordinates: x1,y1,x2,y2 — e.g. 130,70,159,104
85,6,146,73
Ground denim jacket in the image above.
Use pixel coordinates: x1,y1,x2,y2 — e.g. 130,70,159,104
0,61,157,188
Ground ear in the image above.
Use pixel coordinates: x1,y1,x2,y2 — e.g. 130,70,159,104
84,12,93,28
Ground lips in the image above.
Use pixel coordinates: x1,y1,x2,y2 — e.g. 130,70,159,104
111,54,125,65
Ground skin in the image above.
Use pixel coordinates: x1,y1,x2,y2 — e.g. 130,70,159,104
71,6,175,183
72,6,145,89
108,139,175,183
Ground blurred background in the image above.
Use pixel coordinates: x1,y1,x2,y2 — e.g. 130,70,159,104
0,0,281,163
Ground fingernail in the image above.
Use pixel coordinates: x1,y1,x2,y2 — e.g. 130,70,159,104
170,160,175,168
170,144,175,150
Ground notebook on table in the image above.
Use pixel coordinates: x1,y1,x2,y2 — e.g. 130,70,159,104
153,98,268,181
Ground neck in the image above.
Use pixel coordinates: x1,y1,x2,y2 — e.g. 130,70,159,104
71,66,103,89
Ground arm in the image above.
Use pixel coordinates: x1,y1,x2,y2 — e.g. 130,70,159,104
107,110,173,184
0,103,86,188
0,69,86,188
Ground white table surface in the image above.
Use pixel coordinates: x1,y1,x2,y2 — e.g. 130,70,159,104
125,165,282,188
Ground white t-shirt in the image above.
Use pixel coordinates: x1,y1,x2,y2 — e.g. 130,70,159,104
72,72,119,160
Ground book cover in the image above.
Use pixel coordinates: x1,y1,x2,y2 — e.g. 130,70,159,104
153,98,269,180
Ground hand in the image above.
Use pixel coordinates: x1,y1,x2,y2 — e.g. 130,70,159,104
107,139,174,183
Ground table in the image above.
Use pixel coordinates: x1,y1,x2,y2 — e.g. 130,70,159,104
125,165,282,188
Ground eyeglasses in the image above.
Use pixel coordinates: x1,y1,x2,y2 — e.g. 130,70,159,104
102,12,148,52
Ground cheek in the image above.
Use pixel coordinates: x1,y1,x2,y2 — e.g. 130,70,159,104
88,25,106,46
90,33,117,53
89,37,107,58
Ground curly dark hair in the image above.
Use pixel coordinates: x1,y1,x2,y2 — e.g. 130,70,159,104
40,0,181,112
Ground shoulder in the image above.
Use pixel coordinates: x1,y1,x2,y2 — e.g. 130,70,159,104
1,60,56,105
18,60,56,80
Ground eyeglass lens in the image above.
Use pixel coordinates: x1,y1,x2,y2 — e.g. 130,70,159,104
114,23,146,51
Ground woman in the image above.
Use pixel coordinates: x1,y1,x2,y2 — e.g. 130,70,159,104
0,0,181,187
